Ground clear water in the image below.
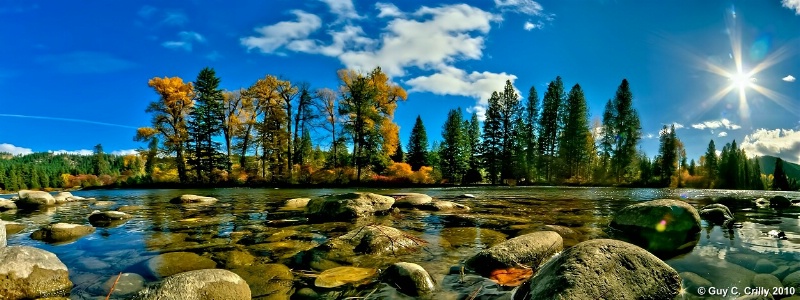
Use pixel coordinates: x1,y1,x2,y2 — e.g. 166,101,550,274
2,187,799,299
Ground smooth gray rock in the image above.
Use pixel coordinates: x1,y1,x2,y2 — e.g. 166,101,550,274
0,245,72,299
88,210,133,227
0,199,16,211
146,252,217,279
89,272,145,297
753,274,783,292
16,190,56,208
680,272,712,295
283,198,311,209
417,200,470,212
231,264,293,299
131,269,251,300
382,262,436,296
30,223,95,244
783,271,800,290
306,192,395,219
387,193,433,207
512,239,680,300
610,199,701,254
170,194,218,204
699,203,734,225
465,231,563,276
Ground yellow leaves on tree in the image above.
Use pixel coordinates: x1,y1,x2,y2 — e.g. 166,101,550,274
386,162,413,178
411,166,435,184
381,118,400,157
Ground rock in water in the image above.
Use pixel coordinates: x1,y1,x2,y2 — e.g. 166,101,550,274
386,193,433,207
4,222,25,235
417,200,471,212
89,272,145,296
770,196,792,208
0,220,5,248
699,203,734,225
306,192,395,220
0,246,73,299
130,269,251,300
146,252,217,279
30,223,96,244
88,210,133,227
465,231,563,276
283,198,311,209
170,194,218,204
512,239,681,300
16,190,56,208
382,262,436,296
609,199,701,255
0,199,16,211
231,264,293,299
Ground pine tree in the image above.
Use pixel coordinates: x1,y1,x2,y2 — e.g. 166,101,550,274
610,79,641,182
704,139,718,188
483,92,502,184
658,125,677,186
407,115,429,171
440,108,469,183
498,80,522,181
390,142,404,163
558,84,591,180
773,157,790,190
463,112,482,184
688,159,696,176
537,77,565,182
599,99,615,181
93,144,111,176
188,67,225,183
523,86,539,182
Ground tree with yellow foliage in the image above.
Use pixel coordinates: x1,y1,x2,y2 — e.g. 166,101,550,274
135,76,194,183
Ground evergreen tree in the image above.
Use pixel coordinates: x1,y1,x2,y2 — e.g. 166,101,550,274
537,77,565,182
93,144,111,176
440,108,469,183
483,92,502,184
188,67,225,183
704,139,718,187
657,125,677,186
390,142,404,163
773,157,790,190
558,84,591,180
688,159,696,176
463,112,483,184
598,99,615,181
407,115,429,171
610,79,641,182
523,86,539,182
498,80,522,180
751,158,764,190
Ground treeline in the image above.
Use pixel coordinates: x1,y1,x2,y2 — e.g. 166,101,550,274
2,66,797,192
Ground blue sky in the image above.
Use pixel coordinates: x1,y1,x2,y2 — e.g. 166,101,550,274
1,0,799,163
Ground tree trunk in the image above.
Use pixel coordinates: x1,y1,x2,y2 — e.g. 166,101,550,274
176,145,187,183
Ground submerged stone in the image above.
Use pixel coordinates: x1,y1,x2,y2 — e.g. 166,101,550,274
465,231,562,276
382,262,436,296
131,269,251,300
146,251,217,279
610,199,701,256
30,223,96,244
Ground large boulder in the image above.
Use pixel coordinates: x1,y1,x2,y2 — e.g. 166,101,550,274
387,193,433,207
770,196,792,208
53,192,75,203
131,269,251,300
231,264,293,299
465,231,563,276
283,198,311,209
0,245,73,299
0,198,16,211
699,203,734,225
146,252,217,279
512,239,681,300
170,194,218,204
382,262,436,296
16,190,56,208
30,223,96,244
296,225,424,270
306,192,395,220
88,210,133,227
417,200,471,212
88,272,145,297
784,271,800,290
610,199,701,255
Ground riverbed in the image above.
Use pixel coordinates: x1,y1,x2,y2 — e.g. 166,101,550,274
2,187,800,299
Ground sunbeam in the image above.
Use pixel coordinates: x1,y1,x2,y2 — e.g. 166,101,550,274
0,114,138,129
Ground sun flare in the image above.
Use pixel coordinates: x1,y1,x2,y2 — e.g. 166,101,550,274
729,71,754,90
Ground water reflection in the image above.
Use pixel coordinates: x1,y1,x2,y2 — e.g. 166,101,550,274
1,187,799,299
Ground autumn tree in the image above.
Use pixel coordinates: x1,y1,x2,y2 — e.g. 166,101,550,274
136,76,194,183
315,88,340,167
221,89,247,173
407,115,429,171
188,67,226,182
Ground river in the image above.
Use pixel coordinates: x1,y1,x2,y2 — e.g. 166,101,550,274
2,187,799,299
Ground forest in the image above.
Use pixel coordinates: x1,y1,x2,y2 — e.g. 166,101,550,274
1,66,797,192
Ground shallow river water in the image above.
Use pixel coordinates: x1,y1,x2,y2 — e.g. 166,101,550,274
2,187,800,299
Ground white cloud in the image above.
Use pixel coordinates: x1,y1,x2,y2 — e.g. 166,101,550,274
0,143,32,156
376,3,403,18
321,0,361,20
162,11,188,26
241,10,322,54
405,65,516,110
672,122,684,129
783,75,796,82
782,0,800,15
523,21,542,31
741,128,800,163
49,149,94,156
162,31,205,51
691,118,741,130
494,0,544,15
718,131,728,137
111,149,139,156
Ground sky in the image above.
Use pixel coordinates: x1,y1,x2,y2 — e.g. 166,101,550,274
0,0,799,163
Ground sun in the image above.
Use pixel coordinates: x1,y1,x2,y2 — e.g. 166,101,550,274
729,71,754,91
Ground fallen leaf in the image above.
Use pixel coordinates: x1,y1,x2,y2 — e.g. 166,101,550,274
489,267,533,287
315,266,378,288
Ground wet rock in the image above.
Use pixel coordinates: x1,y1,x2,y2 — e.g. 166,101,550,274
293,288,319,300
0,198,16,211
512,239,680,300
170,194,218,204
131,269,251,300
89,272,145,297
755,198,770,207
772,266,793,281
91,200,116,208
671,257,755,292
0,245,72,299
231,264,293,299
783,271,800,290
680,272,712,295
53,192,77,203
283,198,311,209
755,259,779,274
770,196,792,208
699,203,734,225
382,262,435,296
465,231,563,276
216,250,255,269
296,225,423,270
5,223,25,236
16,190,56,208
88,210,133,227
306,192,395,220
610,199,701,255
77,257,111,270
440,227,507,248
118,205,146,212
146,251,217,279
520,225,581,247
30,223,96,244
387,193,433,207
417,200,470,212
753,274,783,292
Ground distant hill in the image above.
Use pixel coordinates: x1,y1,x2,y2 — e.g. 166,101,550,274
758,155,800,181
